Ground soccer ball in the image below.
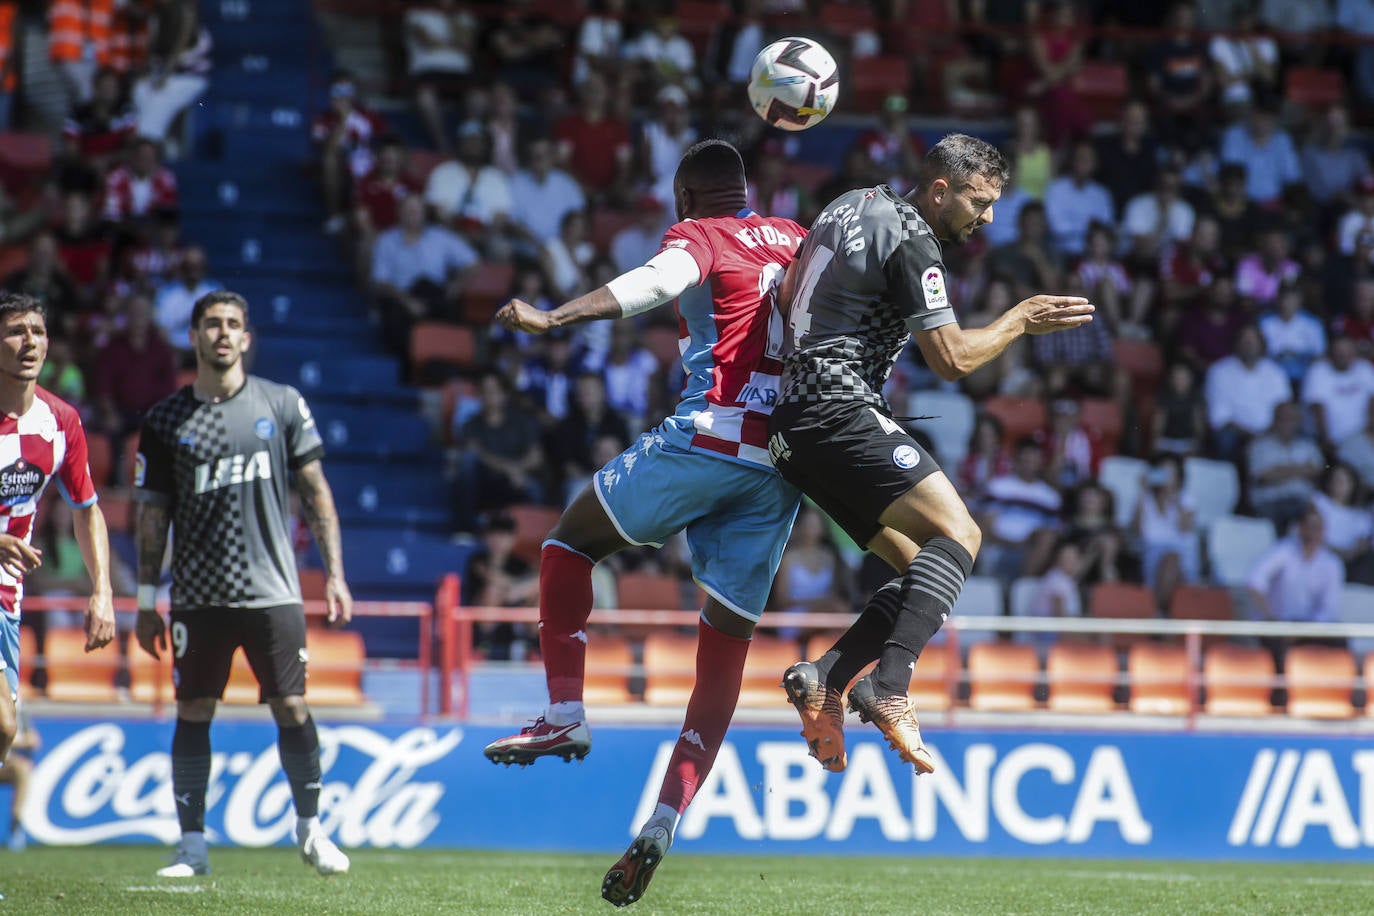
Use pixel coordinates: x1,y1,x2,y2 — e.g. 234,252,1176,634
747,37,839,132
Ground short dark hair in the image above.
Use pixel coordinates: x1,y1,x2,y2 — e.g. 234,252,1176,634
675,139,746,194
0,292,46,325
190,290,249,329
917,134,1010,193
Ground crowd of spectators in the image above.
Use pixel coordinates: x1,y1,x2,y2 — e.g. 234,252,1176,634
307,0,1374,658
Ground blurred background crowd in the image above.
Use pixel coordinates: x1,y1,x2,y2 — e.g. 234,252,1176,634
0,0,1371,664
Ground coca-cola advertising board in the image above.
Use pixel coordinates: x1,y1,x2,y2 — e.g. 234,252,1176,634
14,719,1374,860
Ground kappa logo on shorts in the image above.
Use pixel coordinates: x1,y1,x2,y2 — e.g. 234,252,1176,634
892,445,920,469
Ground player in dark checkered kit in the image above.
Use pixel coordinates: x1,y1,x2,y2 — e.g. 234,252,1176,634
133,292,353,877
768,135,1096,773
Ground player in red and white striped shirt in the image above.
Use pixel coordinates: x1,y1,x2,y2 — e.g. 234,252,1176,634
0,294,115,770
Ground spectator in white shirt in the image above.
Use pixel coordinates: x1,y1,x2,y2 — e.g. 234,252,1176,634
602,321,660,431
1339,398,1374,491
640,86,698,208
625,16,699,98
1247,400,1325,531
153,246,221,362
404,0,477,154
977,438,1062,580
1247,507,1345,649
1204,323,1293,461
1259,282,1327,385
1301,104,1371,207
424,122,515,256
1313,463,1374,584
1025,537,1084,651
611,196,668,274
1337,175,1374,258
1209,6,1278,111
1219,105,1302,205
1302,336,1374,449
1133,454,1200,610
510,137,586,249
572,0,626,86
542,210,596,300
1122,164,1195,263
1044,141,1115,256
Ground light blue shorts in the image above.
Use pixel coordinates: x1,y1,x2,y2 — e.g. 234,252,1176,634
0,609,19,701
593,431,802,620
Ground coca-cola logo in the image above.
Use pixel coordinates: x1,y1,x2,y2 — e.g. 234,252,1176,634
23,724,463,847
0,458,43,506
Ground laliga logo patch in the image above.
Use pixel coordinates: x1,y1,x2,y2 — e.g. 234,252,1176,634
922,268,949,309
892,445,920,470
254,417,276,440
133,452,147,488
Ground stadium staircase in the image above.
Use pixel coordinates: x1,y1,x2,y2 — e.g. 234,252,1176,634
184,0,473,658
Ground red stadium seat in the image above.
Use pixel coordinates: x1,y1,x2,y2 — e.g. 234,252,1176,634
820,3,878,38
589,208,638,257
616,572,684,611
1285,68,1345,109
86,431,113,489
409,321,477,385
460,262,514,324
1070,61,1129,124
406,148,446,187
1078,398,1123,453
980,396,1047,445
507,504,561,565
1088,582,1157,651
100,493,133,533
0,133,52,192
849,57,911,113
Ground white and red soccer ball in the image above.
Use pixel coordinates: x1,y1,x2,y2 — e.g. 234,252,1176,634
747,37,840,132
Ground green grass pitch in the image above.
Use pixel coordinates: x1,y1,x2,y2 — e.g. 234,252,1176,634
2,847,1371,914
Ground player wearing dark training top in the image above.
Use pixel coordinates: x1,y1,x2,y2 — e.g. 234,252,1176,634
769,134,1095,772
134,291,353,878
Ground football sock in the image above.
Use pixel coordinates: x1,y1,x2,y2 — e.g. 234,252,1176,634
873,537,974,696
171,718,212,834
277,715,322,820
657,619,748,814
296,816,320,842
816,577,903,692
538,541,595,708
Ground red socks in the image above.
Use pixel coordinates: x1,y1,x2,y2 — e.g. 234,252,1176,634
538,542,595,704
657,619,750,814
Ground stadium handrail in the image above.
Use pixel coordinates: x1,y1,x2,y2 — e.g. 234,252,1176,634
18,595,434,715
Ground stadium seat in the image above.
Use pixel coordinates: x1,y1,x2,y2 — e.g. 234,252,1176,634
1113,339,1163,395
100,493,133,533
1203,644,1275,717
589,209,639,257
304,628,366,705
0,244,28,283
1078,398,1123,453
86,432,113,489
1339,584,1374,658
642,324,682,374
1285,645,1357,719
460,262,515,324
128,637,172,704
1087,582,1157,651
409,321,477,385
739,636,803,707
299,567,327,603
674,0,730,55
980,396,1047,445
946,575,1002,648
1006,576,1042,646
967,642,1039,711
1284,67,1345,109
406,148,445,186
584,635,637,706
1167,585,1235,647
18,625,35,700
1206,515,1276,587
908,389,976,467
1069,61,1129,123
222,648,260,705
0,132,53,191
643,632,697,706
821,2,878,37
910,640,955,711
507,504,561,565
784,161,833,193
1126,643,1192,715
1097,455,1149,529
1184,458,1240,529
804,630,846,663
615,572,685,611
43,627,121,703
1046,642,1119,713
849,56,911,113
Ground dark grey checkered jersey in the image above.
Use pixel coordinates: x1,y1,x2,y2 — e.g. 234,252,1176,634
134,377,325,611
779,185,958,408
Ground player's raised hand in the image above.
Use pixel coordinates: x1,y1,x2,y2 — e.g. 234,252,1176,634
325,574,354,628
1017,295,1095,335
84,592,116,652
0,533,40,579
135,609,167,659
494,298,552,335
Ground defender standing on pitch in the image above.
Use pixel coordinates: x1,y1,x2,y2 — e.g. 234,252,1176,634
770,135,1094,771
0,293,115,769
134,291,353,877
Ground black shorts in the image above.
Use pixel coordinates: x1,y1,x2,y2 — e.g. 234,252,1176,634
169,605,307,703
768,399,941,547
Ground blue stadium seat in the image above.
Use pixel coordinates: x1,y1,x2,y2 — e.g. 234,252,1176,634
311,405,433,459
329,463,452,531
342,529,472,592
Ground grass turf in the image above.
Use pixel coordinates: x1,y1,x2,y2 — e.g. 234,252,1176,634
1,847,1370,914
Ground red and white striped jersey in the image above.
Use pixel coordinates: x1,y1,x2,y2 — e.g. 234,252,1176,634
0,388,97,613
656,210,805,469
102,165,179,223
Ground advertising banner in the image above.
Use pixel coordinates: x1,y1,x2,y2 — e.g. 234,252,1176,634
11,718,1374,861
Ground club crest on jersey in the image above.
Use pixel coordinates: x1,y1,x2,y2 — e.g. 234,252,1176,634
923,268,949,309
892,445,920,469
133,452,147,488
254,417,276,440
0,458,43,506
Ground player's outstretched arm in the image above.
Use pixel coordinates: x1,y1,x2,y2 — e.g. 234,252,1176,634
914,295,1094,381
494,246,702,334
71,504,115,651
293,460,353,627
134,501,171,659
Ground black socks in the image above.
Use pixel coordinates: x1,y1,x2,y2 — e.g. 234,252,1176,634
277,715,323,819
873,537,974,696
171,718,212,834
